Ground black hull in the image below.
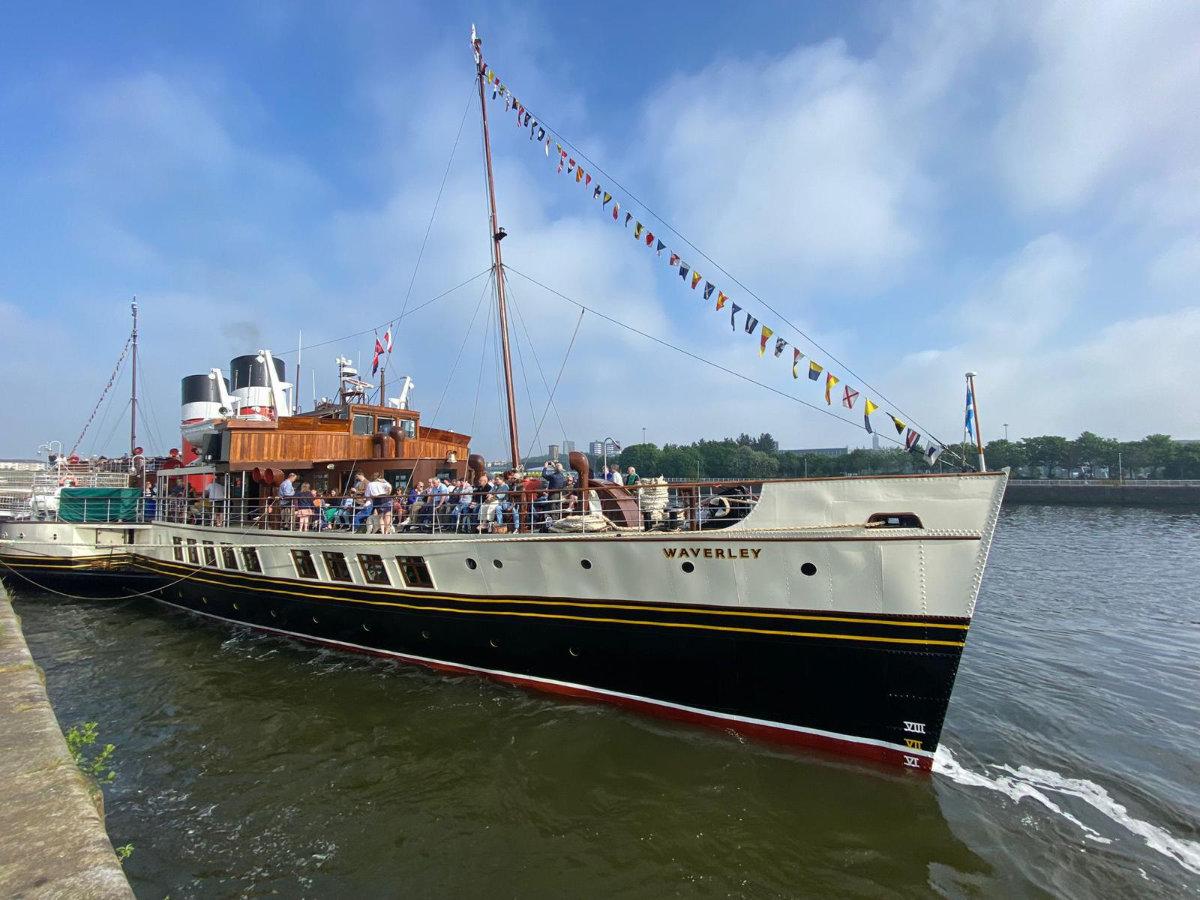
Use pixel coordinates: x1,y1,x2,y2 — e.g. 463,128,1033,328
0,556,160,599
127,557,963,769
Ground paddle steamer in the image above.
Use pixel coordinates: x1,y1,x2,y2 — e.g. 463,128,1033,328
0,30,1006,770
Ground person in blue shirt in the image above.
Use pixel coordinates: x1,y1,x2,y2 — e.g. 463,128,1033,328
278,473,298,529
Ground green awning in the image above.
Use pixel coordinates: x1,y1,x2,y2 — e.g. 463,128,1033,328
58,487,141,523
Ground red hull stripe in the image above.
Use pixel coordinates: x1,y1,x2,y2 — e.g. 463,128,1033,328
155,598,935,772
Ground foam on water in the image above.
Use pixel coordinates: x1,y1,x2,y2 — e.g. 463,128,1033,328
935,746,1200,876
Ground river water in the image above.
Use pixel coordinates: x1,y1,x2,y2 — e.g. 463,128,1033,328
12,505,1200,897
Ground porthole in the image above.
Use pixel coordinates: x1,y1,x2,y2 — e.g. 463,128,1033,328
421,630,431,640
681,561,695,573
201,597,207,604
489,638,500,648
465,558,477,570
580,559,592,570
492,559,503,569
232,603,239,611
801,562,817,577
312,616,319,624
362,624,370,632
270,610,277,618
568,646,580,657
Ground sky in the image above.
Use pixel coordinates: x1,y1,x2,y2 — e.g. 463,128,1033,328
1,0,1198,460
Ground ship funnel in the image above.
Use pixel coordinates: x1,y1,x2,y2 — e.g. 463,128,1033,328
230,352,291,420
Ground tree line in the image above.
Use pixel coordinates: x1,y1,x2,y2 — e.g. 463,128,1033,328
610,432,1200,480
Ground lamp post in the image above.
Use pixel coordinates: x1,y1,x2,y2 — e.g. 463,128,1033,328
601,437,619,474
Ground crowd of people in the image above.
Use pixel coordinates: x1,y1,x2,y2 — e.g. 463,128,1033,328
160,459,646,535
193,461,642,534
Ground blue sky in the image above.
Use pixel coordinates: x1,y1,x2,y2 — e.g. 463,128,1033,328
2,1,1197,459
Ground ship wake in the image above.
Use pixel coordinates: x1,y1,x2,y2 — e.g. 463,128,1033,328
934,746,1200,876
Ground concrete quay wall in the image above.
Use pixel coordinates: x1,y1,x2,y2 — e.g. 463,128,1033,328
1004,481,1200,508
0,590,133,899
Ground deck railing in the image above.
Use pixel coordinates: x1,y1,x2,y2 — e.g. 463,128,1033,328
150,481,762,534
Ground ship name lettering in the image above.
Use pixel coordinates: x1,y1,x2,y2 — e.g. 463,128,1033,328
903,721,926,734
661,548,762,560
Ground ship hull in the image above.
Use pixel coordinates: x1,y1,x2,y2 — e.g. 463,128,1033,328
136,554,961,770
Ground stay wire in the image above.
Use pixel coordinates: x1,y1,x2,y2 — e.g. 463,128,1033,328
511,97,956,454
432,270,494,423
470,300,495,438
505,265,925,455
530,306,585,457
504,275,568,458
272,269,492,359
71,333,133,455
382,85,475,384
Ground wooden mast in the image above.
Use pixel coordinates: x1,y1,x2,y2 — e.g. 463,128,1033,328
129,298,138,455
472,25,522,471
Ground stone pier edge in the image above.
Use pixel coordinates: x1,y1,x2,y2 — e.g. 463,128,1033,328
0,588,134,898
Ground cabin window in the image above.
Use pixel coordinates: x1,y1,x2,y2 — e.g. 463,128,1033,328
376,417,395,433
172,536,183,561
384,469,411,492
186,539,199,565
322,551,353,582
291,549,318,579
401,419,416,439
202,541,217,567
241,547,262,573
396,556,434,589
358,554,391,586
352,414,374,435
867,512,924,529
220,544,238,570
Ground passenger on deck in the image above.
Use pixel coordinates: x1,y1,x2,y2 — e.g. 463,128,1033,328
624,467,641,486
606,465,622,484
369,472,394,534
296,483,316,530
278,473,298,529
203,479,226,527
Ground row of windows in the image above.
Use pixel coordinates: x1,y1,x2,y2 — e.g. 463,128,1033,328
173,537,261,572
290,549,433,589
170,536,431,589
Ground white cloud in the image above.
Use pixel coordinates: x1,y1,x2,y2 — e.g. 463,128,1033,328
958,233,1088,346
639,41,926,294
995,0,1200,213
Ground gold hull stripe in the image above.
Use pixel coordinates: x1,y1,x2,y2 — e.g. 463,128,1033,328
143,555,969,632
134,560,966,648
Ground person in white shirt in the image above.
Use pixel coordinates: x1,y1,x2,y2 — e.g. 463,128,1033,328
366,472,394,534
203,479,226,527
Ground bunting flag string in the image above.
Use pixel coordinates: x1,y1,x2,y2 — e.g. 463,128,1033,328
482,60,929,451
